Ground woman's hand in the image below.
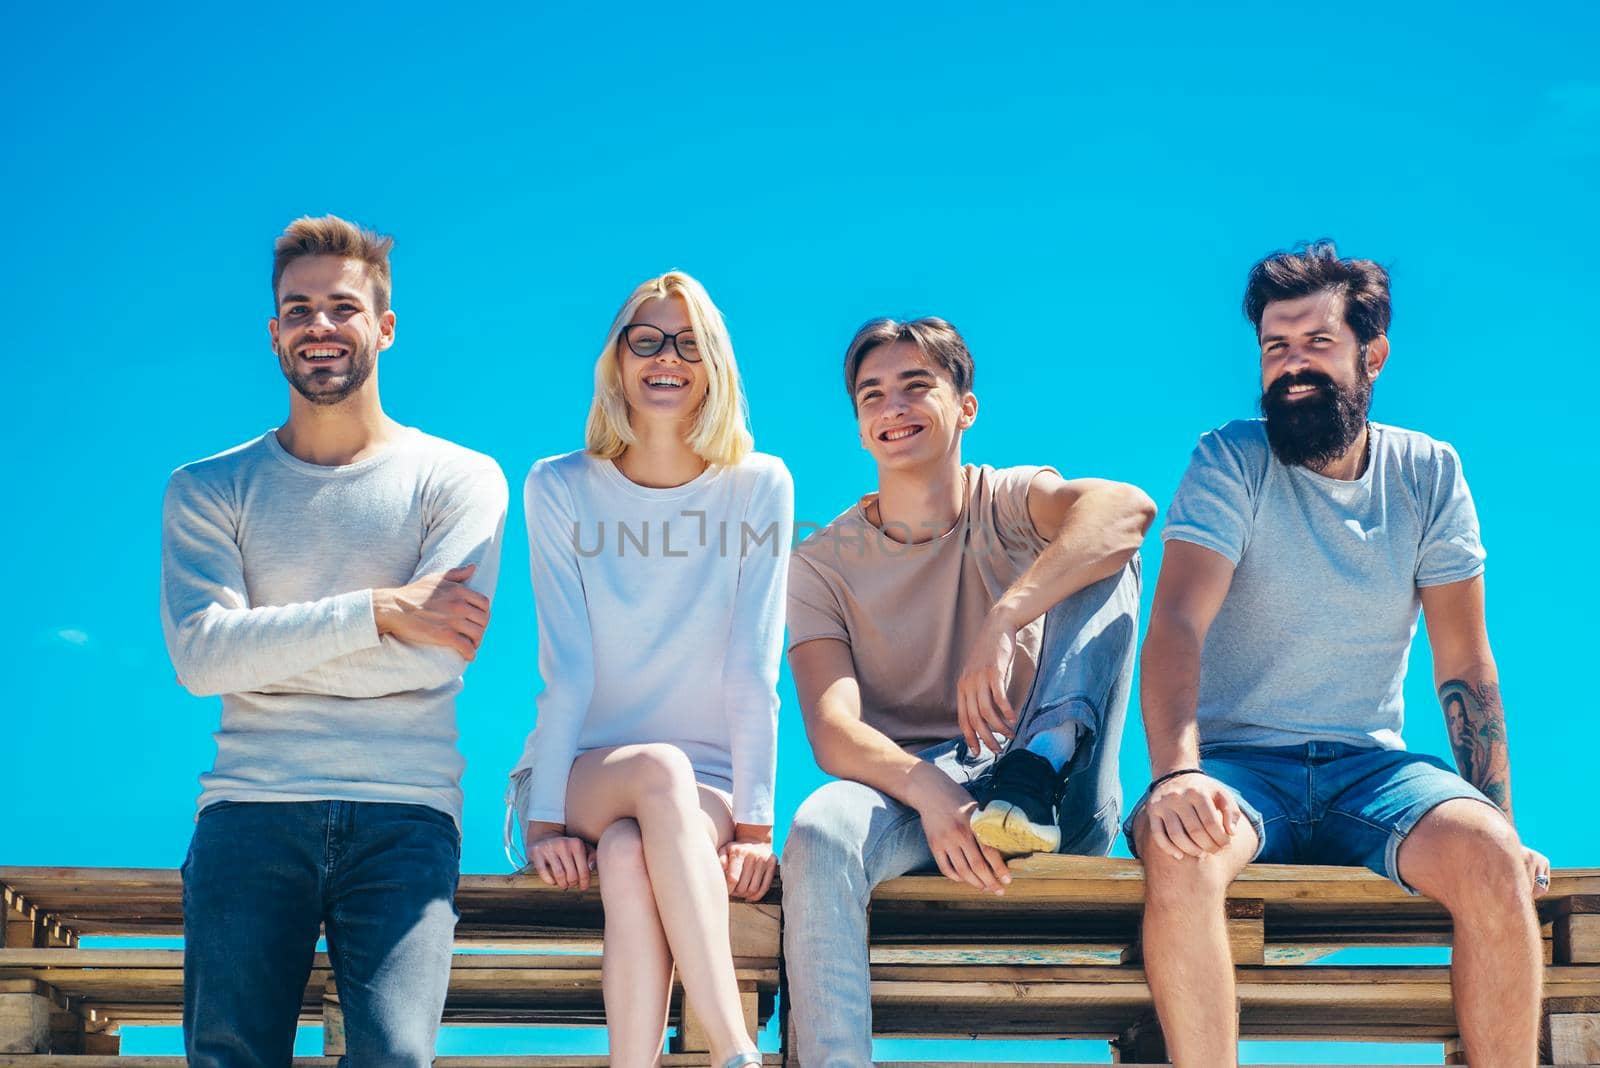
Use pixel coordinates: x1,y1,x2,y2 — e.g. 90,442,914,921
524,820,596,890
719,824,778,901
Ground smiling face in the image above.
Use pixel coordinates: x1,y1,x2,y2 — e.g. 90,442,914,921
618,295,708,429
852,340,977,471
1256,289,1385,468
268,255,394,406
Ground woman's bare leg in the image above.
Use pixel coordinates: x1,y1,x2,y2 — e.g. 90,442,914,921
566,745,755,1065
595,818,672,1067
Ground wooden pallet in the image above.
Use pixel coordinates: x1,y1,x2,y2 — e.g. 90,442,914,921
853,856,1600,1064
1,870,781,951
0,870,779,1059
7,859,1600,1063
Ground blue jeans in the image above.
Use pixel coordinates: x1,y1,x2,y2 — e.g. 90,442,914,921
182,800,461,1068
781,559,1140,1067
1124,741,1497,893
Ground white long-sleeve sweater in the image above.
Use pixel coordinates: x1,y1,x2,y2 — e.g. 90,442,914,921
160,427,509,826
508,449,791,830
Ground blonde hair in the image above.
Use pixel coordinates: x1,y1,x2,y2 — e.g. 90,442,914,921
272,215,395,312
585,271,753,466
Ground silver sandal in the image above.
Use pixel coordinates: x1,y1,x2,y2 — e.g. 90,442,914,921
720,1054,762,1068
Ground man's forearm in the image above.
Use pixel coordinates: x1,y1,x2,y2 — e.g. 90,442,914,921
810,712,946,810
991,483,1151,629
165,589,381,697
1139,617,1205,776
253,635,465,698
1439,674,1512,818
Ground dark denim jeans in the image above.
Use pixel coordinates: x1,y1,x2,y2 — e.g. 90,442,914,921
181,800,461,1068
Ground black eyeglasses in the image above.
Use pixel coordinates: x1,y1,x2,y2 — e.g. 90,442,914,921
622,324,702,362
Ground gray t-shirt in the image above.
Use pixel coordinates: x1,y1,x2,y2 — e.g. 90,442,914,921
161,427,509,825
1165,419,1485,750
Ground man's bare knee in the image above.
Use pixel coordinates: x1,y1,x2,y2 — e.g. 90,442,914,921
1136,815,1252,907
1405,804,1528,914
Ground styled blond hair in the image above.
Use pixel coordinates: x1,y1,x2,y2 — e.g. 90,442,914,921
585,271,753,466
271,215,395,313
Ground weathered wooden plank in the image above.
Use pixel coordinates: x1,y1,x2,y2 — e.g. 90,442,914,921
0,869,782,948
0,891,37,952
729,902,781,958
1556,906,1600,964
870,943,1130,966
321,978,344,1056
6,860,1595,909
0,983,48,998
861,965,1600,1043
873,857,1600,905
1545,1011,1600,1062
668,988,759,1054
0,989,50,1054
1228,899,1265,965
0,949,771,974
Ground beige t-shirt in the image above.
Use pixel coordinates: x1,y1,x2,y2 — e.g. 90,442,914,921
787,464,1053,752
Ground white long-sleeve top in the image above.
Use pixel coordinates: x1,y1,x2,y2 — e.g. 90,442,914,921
508,449,791,830
160,427,509,826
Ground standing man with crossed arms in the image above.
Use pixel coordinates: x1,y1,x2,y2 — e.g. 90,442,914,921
161,216,507,1067
1131,242,1549,1066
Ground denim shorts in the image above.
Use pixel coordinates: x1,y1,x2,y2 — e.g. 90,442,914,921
1125,741,1497,893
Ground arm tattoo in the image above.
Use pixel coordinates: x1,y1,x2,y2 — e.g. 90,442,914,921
1439,677,1511,816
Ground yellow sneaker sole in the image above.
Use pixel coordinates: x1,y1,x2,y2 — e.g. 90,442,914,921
969,800,1061,856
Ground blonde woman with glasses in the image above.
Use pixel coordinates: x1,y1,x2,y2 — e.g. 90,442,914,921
506,271,789,1068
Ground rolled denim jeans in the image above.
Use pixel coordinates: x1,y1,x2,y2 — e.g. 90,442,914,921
781,558,1139,1066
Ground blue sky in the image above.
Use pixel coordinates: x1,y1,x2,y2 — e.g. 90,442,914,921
4,2,1596,1061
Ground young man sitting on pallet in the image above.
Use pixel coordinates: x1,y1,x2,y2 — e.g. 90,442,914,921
781,316,1155,1064
160,216,508,1067
1130,241,1550,1067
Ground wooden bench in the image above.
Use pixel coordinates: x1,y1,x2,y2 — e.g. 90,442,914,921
0,868,780,1063
853,855,1600,1065
7,859,1600,1064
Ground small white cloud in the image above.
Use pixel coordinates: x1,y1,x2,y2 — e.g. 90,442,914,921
55,628,91,646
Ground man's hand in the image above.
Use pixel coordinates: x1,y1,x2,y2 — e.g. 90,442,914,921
720,828,779,901
911,765,1012,895
1523,845,1552,899
373,564,490,660
1143,772,1242,860
956,613,1021,756
524,820,595,891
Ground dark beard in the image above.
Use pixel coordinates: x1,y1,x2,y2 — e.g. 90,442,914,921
1259,366,1371,471
277,341,376,406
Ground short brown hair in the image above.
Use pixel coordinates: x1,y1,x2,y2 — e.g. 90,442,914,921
271,215,395,313
843,317,975,408
1243,240,1391,344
